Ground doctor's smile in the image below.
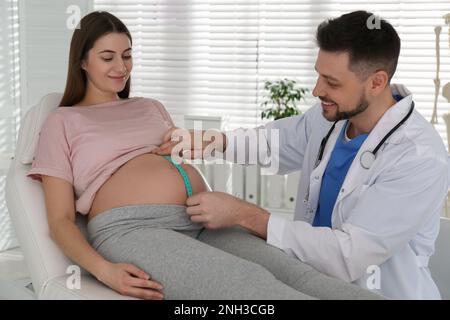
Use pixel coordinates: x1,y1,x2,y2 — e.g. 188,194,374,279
320,98,337,110
3,1,450,305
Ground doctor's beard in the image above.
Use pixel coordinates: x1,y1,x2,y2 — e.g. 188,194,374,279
321,93,370,122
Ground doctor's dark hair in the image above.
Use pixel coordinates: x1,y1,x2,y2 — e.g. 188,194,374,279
316,11,401,82
60,11,132,107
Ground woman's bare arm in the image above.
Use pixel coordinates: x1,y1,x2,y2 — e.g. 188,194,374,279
41,175,164,299
42,175,110,277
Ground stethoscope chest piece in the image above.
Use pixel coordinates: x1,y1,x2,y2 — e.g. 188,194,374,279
360,150,376,170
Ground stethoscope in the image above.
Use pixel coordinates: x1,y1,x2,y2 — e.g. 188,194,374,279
314,101,415,170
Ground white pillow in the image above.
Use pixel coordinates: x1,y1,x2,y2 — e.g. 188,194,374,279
18,93,63,165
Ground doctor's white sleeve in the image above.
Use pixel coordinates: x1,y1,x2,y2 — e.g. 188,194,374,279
223,106,316,174
267,151,449,283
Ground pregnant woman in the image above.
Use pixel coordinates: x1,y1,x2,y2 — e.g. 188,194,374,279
27,11,381,300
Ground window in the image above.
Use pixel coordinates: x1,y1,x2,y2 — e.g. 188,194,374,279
0,0,20,250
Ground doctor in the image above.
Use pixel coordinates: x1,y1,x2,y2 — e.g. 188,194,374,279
153,11,449,299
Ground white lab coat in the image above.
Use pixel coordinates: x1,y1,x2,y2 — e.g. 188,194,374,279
225,84,449,299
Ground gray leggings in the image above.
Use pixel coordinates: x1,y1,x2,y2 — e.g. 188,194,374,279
87,204,382,300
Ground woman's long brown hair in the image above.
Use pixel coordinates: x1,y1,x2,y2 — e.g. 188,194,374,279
59,11,133,107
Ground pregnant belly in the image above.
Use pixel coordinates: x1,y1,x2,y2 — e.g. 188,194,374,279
88,153,207,221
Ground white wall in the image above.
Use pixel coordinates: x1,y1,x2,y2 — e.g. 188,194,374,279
19,0,93,115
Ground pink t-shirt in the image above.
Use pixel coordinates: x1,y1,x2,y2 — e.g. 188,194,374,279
27,97,175,215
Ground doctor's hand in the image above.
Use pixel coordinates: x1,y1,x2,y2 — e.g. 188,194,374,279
151,127,227,159
97,261,165,300
186,192,270,239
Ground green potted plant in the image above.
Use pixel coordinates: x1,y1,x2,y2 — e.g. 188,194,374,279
260,79,309,121
259,79,309,211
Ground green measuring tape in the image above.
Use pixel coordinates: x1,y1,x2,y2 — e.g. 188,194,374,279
163,156,193,197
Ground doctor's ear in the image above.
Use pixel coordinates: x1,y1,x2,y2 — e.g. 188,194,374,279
368,70,390,95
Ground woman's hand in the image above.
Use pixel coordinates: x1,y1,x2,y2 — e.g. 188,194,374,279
96,261,165,300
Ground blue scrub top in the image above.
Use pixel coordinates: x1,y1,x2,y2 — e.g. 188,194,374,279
313,94,403,228
312,123,368,227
